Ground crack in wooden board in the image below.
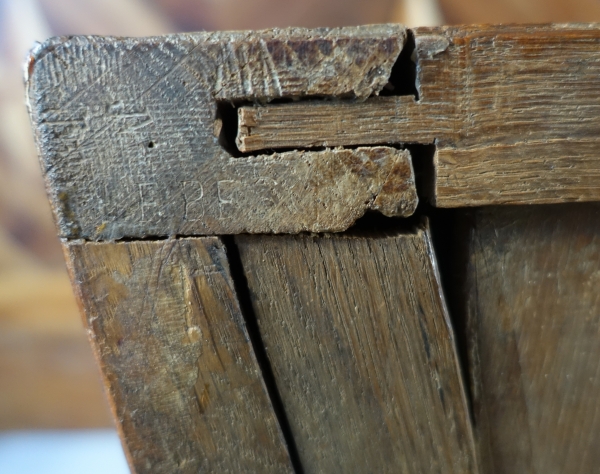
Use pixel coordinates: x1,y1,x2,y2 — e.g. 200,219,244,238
64,237,295,473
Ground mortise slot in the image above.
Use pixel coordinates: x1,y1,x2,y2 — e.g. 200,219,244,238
407,143,436,204
216,100,242,157
217,33,424,156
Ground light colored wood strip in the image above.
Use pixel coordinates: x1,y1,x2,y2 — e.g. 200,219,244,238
236,228,478,474
237,96,448,152
463,204,600,473
65,238,294,474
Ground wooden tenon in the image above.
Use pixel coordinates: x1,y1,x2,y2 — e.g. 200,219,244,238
27,23,600,474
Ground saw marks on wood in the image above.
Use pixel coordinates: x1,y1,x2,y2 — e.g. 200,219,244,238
26,25,412,239
65,237,293,474
463,204,600,474
236,228,477,474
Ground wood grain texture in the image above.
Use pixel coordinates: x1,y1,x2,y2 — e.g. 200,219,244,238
236,95,443,151
462,204,600,474
238,24,600,207
26,25,414,240
65,237,293,473
429,24,600,207
236,228,478,473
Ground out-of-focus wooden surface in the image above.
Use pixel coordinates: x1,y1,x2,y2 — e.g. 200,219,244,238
438,0,600,25
2,0,600,430
0,232,110,429
462,204,600,473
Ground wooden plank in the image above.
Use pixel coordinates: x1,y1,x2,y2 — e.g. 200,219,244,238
238,24,600,207
235,228,478,473
26,25,413,240
461,204,600,473
65,237,294,473
236,96,444,151
429,24,600,206
435,140,600,206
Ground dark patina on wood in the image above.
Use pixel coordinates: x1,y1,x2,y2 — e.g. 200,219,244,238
26,25,417,240
458,204,600,474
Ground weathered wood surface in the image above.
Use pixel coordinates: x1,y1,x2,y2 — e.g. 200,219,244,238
238,24,600,207
26,25,416,240
236,228,478,473
461,204,600,474
65,237,293,473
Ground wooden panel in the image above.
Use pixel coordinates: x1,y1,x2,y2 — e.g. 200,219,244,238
26,25,413,240
463,204,600,473
428,24,600,207
65,238,293,473
236,228,477,473
238,24,600,207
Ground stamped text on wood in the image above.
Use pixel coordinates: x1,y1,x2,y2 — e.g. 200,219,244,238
27,25,418,240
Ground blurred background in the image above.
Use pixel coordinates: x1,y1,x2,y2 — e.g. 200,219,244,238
1,0,599,471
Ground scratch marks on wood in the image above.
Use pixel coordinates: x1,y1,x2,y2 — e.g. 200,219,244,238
65,237,294,473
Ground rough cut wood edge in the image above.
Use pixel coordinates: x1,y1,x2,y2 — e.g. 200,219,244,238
237,24,600,207
26,25,413,240
461,204,600,473
64,237,294,474
236,226,478,473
